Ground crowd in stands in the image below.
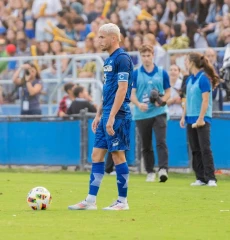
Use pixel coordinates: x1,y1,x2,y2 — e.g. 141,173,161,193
0,0,230,114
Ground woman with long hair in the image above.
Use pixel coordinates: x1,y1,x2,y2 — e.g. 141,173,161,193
180,52,219,187
149,19,166,45
12,63,42,115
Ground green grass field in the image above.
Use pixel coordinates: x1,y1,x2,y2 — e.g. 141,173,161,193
0,170,230,240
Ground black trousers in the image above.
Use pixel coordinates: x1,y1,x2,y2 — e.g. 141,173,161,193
187,123,216,182
105,153,114,174
136,113,168,173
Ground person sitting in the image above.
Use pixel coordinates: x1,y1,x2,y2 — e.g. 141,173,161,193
67,85,97,114
58,82,75,117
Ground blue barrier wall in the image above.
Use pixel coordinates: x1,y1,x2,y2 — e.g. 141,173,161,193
0,119,230,168
0,120,81,165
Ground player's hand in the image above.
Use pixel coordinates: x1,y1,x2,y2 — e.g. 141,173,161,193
192,118,205,128
138,103,148,112
92,115,100,133
180,117,185,128
106,116,115,136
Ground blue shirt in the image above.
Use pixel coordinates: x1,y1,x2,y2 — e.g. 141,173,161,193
79,24,91,41
102,48,133,119
133,65,170,90
185,70,212,124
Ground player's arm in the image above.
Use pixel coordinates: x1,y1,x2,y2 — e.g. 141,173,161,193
92,103,102,133
161,70,171,103
109,81,128,118
106,54,131,135
180,98,186,128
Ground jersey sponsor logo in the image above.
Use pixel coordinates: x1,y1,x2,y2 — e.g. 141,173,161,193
111,138,119,147
104,65,112,72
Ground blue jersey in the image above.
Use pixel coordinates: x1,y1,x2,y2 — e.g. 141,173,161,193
102,48,133,119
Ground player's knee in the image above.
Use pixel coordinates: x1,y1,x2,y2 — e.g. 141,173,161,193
91,149,105,163
111,151,126,165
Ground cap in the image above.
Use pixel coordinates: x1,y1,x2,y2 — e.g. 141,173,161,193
6,44,16,54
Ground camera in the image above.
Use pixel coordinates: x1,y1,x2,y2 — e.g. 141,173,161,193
150,89,166,106
25,69,30,76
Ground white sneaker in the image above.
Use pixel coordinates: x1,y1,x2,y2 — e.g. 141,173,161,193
207,180,217,187
158,169,168,182
103,200,129,210
68,200,97,210
146,173,156,182
190,180,206,186
110,171,116,176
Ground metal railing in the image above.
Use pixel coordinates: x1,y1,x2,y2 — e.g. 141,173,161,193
0,52,141,115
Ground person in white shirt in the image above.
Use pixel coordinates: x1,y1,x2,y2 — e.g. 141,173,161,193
32,0,62,42
167,64,183,117
117,0,140,31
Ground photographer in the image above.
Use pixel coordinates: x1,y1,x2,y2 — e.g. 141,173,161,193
131,44,170,183
12,63,42,115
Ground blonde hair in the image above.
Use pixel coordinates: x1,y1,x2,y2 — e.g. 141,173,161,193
99,23,121,42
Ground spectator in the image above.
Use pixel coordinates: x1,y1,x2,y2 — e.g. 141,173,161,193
148,19,166,45
161,0,186,24
58,82,75,117
6,44,17,71
6,29,16,45
204,48,225,111
197,0,211,27
0,39,8,74
163,23,189,50
143,33,166,68
109,12,127,38
117,0,140,31
185,19,208,49
16,39,31,57
73,16,91,41
12,63,43,115
167,64,183,117
32,0,62,42
38,41,52,70
67,85,97,114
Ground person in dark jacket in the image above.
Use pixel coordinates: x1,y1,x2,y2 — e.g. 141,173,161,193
67,85,97,114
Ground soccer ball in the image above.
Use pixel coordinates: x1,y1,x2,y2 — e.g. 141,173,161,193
27,186,52,210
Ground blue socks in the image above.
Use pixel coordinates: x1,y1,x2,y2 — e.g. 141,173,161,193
116,162,129,203
86,162,104,203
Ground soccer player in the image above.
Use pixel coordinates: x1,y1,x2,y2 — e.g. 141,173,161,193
68,23,133,210
180,52,219,187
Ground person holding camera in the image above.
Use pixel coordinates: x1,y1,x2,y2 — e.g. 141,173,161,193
12,63,43,115
131,44,171,182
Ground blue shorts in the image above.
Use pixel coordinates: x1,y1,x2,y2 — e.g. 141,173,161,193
94,118,131,152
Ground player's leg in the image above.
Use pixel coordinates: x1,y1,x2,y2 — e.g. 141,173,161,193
187,124,206,186
103,118,131,210
68,119,108,210
136,117,156,182
197,123,217,186
152,113,168,182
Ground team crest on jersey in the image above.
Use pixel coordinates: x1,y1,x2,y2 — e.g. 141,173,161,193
104,65,113,72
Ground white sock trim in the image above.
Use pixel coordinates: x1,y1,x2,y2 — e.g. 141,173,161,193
86,194,96,203
118,196,127,203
